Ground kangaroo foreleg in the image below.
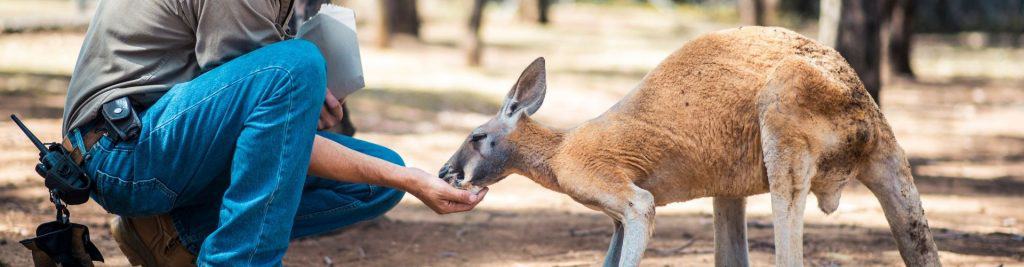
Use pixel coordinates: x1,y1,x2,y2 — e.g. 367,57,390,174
760,123,815,267
615,185,655,267
861,151,942,266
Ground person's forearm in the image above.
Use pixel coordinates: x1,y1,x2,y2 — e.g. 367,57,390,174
308,135,418,190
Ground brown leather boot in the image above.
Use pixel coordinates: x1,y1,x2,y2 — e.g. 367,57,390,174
110,215,197,266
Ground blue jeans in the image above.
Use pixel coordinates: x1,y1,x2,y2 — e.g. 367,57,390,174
73,39,405,266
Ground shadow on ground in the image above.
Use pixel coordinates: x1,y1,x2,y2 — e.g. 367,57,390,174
282,205,1024,266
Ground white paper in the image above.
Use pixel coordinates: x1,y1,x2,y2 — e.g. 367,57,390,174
297,4,364,98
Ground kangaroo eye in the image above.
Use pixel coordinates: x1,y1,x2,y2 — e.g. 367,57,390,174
470,133,487,142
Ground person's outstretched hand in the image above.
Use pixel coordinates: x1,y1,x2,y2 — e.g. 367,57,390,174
404,167,488,214
318,90,345,130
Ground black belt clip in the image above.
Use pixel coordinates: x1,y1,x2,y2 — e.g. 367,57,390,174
101,96,141,142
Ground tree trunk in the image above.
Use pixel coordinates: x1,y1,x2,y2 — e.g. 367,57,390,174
887,0,915,78
377,0,421,48
738,0,765,25
519,0,552,24
763,0,780,25
831,0,884,105
818,0,841,47
738,0,778,26
466,0,486,66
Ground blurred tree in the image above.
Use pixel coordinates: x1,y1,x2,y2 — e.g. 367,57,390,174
738,0,764,25
378,0,422,48
466,0,487,66
885,0,915,78
818,0,840,47
76,0,88,13
781,0,821,20
519,0,553,24
738,0,779,25
821,0,883,105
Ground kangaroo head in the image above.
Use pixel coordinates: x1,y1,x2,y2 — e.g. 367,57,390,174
439,57,548,193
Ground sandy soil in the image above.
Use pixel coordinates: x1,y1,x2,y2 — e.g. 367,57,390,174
1,1,1022,266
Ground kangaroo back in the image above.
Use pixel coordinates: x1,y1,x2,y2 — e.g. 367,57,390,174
568,26,874,204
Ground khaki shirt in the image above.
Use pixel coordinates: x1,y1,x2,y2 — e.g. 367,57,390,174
62,0,295,133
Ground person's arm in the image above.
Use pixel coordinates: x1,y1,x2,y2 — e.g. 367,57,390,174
308,136,488,214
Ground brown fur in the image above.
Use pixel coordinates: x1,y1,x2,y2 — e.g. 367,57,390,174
519,27,875,206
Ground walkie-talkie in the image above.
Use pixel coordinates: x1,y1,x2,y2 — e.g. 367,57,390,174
10,114,92,205
12,114,104,266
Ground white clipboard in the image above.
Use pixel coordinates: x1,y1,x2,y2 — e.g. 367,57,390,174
297,4,365,98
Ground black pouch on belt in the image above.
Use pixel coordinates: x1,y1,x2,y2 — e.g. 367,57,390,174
101,96,142,142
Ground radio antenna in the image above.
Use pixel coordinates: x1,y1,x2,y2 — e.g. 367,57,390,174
10,114,48,153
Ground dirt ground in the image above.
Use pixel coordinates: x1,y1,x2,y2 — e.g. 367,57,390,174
1,1,1023,266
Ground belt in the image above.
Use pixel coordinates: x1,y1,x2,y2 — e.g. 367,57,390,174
60,126,106,165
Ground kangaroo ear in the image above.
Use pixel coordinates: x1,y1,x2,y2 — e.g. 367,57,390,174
501,57,547,117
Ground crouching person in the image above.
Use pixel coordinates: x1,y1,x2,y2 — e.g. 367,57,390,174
61,0,487,265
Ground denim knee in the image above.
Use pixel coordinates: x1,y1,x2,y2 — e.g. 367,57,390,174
262,39,326,98
374,187,405,213
284,39,325,79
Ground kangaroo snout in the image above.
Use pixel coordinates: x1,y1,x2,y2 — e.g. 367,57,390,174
439,153,488,194
437,162,465,187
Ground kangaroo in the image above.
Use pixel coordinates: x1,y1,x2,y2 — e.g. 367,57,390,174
438,26,941,267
